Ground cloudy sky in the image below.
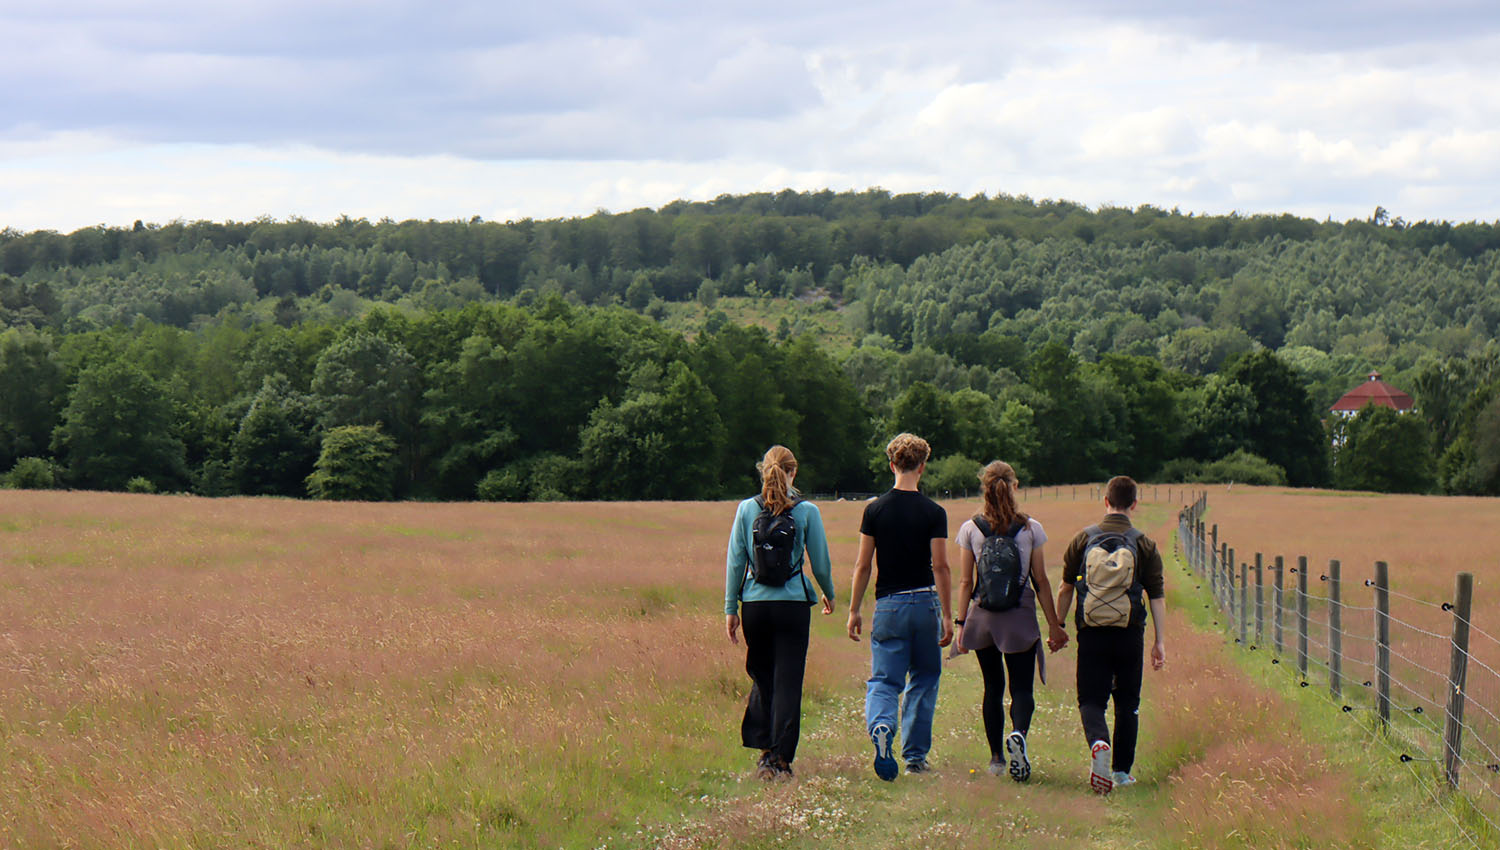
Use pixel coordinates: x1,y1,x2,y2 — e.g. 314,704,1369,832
3,1,1498,232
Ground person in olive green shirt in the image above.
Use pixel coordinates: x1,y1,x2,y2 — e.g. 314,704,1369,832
1055,475,1166,794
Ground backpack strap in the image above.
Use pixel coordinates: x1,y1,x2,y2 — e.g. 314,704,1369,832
971,515,993,537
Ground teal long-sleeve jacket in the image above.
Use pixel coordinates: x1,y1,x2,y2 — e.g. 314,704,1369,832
724,497,835,616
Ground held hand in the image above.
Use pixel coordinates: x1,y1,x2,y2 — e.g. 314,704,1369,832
938,619,954,648
1151,641,1166,671
726,614,740,645
1047,623,1069,653
821,596,836,616
847,611,863,642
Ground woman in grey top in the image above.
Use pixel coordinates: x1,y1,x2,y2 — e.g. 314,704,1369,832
953,460,1068,781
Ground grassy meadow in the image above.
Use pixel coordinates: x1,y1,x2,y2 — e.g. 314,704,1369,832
0,487,1485,848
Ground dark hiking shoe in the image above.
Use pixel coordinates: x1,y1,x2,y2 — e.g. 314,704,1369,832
773,755,795,781
870,724,897,781
905,759,931,775
755,750,777,781
1089,740,1113,795
1006,731,1031,783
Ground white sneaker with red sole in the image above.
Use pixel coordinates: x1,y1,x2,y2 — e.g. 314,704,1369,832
1089,740,1113,794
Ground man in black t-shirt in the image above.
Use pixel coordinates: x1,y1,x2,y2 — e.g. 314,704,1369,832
847,433,953,780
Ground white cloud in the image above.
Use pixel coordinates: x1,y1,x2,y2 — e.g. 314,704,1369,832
3,2,1500,229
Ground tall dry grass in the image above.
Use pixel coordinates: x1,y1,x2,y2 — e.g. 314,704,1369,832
0,492,782,847
0,486,1442,848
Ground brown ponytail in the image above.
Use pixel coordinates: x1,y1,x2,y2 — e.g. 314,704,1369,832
758,445,799,515
979,460,1027,532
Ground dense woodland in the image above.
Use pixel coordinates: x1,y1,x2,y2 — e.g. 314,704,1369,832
2,190,1498,500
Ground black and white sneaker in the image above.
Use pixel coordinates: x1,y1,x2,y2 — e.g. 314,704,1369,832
905,758,931,775
1005,731,1031,782
871,724,897,781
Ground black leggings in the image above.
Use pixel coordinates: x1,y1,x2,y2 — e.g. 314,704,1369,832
975,641,1037,757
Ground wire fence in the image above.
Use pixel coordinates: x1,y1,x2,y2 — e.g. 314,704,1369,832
1179,497,1500,846
807,483,1198,504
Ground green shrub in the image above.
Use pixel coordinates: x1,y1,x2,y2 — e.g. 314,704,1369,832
305,425,397,501
476,468,526,502
1157,457,1205,483
7,457,57,490
125,476,157,494
1157,451,1287,486
921,454,982,498
1206,450,1288,486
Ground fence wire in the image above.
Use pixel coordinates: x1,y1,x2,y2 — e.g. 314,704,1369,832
1178,501,1500,846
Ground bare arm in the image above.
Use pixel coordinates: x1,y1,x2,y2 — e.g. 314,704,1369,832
931,538,954,647
1030,545,1068,652
846,533,876,641
1056,582,1075,629
954,546,975,652
1149,596,1167,670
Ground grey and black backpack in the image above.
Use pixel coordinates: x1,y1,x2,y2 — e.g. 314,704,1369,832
972,515,1028,612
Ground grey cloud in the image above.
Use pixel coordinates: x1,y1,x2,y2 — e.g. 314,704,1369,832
0,0,833,159
1059,0,1500,52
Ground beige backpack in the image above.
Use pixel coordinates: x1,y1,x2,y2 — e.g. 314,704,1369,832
1078,526,1144,628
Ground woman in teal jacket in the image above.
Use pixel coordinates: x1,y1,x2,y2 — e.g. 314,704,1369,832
725,445,836,780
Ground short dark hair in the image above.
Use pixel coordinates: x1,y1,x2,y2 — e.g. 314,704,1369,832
1105,475,1137,510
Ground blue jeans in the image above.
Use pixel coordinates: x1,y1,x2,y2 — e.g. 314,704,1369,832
865,590,942,763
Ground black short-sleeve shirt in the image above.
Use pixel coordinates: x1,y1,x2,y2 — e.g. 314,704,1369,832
860,489,948,598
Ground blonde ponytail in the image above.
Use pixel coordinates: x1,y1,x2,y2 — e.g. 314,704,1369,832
758,445,799,514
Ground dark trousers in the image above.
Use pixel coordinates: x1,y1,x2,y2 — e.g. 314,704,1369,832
740,601,811,764
1075,625,1145,773
975,642,1037,757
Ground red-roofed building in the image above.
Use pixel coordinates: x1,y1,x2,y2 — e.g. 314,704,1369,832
1330,372,1415,417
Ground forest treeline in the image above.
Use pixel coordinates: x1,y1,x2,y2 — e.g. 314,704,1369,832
1,296,1495,501
2,190,1499,499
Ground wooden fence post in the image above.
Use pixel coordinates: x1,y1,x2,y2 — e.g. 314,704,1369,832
1211,536,1220,599
1297,555,1309,679
1375,560,1391,729
1255,552,1265,643
1444,572,1474,790
1330,559,1343,699
1274,555,1285,656
1227,545,1237,622
1239,560,1249,645
1200,521,1208,576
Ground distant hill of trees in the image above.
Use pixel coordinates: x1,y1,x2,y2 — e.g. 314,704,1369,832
2,190,1497,499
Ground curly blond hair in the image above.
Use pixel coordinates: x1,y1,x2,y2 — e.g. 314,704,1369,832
885,433,931,473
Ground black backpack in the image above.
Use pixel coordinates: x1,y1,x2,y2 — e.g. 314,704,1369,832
972,515,1028,611
749,496,803,586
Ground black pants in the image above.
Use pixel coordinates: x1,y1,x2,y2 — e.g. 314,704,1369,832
975,642,1036,757
740,601,811,764
1075,625,1145,773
